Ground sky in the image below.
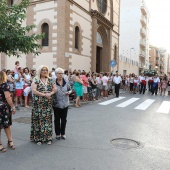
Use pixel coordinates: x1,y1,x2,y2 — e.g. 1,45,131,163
145,0,170,52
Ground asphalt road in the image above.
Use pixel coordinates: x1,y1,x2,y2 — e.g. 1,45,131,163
1,90,170,170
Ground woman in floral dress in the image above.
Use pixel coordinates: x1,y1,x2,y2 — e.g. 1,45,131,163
30,65,57,145
0,71,16,152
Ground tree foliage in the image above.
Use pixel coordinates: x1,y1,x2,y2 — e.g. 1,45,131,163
0,0,43,57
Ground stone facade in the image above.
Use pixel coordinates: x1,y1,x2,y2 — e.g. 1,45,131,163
1,0,120,73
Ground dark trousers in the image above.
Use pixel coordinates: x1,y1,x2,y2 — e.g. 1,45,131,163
140,83,146,94
130,83,134,92
115,83,120,97
148,82,153,91
53,107,68,136
152,85,158,95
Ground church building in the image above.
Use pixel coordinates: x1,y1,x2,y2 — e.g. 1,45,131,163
1,0,120,72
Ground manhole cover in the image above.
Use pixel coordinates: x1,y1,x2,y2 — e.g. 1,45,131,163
13,117,31,124
111,138,142,149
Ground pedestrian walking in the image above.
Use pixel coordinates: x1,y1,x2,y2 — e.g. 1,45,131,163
0,71,16,152
148,75,153,92
140,75,146,94
152,74,160,95
113,71,122,97
30,65,57,145
53,68,72,140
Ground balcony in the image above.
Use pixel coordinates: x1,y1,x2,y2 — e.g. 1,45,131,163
139,62,145,69
140,50,146,59
140,16,147,26
140,39,146,48
141,5,147,15
140,28,146,37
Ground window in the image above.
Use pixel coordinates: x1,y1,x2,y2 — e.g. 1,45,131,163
97,0,107,14
41,23,49,46
114,46,117,61
75,26,79,49
96,32,103,45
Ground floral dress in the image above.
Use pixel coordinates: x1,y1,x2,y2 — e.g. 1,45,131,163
30,78,55,143
0,83,12,129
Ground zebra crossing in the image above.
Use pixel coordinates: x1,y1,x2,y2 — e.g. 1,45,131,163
98,97,170,114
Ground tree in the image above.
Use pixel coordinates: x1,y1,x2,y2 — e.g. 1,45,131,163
0,0,43,57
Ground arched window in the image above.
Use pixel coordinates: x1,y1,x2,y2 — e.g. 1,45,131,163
97,0,107,14
41,23,49,46
114,46,117,60
75,26,79,49
96,32,103,45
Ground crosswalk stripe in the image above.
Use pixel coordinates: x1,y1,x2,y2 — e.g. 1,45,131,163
134,99,155,110
99,97,125,105
116,98,140,107
156,101,170,114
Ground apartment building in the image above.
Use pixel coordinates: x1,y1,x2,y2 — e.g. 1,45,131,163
149,46,169,75
119,0,149,75
1,0,120,73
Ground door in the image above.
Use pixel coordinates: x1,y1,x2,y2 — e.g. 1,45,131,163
96,46,102,73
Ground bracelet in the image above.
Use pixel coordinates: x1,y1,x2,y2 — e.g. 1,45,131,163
11,107,15,111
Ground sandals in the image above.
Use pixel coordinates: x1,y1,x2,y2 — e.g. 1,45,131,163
7,141,16,150
0,144,6,153
75,104,79,108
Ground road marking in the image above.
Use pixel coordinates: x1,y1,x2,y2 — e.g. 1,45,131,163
116,98,140,108
134,99,155,110
156,101,170,114
99,97,125,105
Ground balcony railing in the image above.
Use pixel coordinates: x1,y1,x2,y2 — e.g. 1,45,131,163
140,39,146,48
141,5,147,15
140,28,146,37
140,50,146,58
141,16,147,26
139,62,145,68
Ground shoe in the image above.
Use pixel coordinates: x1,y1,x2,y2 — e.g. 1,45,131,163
0,144,6,153
37,142,42,145
7,141,15,150
56,135,61,140
47,141,52,145
61,135,66,140
15,106,20,110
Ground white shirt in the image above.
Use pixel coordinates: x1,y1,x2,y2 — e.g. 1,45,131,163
96,77,101,84
153,77,160,83
113,76,122,84
139,76,145,82
102,76,108,86
51,71,56,79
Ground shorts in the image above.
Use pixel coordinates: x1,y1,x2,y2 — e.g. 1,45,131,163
15,89,23,96
83,86,87,93
103,85,108,91
133,86,137,89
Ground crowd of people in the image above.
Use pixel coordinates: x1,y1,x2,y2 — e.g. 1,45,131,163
0,60,170,152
